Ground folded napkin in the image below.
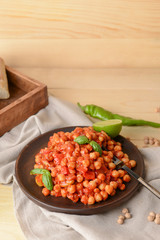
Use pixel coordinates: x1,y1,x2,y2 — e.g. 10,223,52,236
0,96,160,240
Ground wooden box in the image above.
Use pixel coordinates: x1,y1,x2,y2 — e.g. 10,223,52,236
0,66,48,136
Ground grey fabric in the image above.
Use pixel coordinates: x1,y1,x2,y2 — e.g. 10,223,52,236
0,96,160,240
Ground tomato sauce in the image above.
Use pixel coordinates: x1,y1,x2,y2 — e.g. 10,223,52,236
33,127,136,205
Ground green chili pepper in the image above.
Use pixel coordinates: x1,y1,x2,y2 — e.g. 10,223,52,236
77,103,160,128
30,168,53,190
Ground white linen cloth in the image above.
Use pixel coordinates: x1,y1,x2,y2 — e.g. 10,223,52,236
0,96,160,240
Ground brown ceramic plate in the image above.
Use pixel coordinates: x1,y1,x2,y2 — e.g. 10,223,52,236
15,126,145,215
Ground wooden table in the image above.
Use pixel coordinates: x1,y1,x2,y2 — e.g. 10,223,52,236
0,1,160,239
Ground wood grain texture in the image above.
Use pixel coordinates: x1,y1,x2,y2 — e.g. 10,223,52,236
0,39,160,68
0,185,25,240
0,0,160,39
15,67,160,90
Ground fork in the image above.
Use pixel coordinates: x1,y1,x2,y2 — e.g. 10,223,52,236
103,147,160,199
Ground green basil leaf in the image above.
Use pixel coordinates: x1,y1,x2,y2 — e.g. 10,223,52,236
74,135,90,144
30,168,50,175
89,140,102,156
42,172,53,191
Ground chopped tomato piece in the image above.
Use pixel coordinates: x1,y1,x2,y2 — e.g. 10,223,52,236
84,171,95,180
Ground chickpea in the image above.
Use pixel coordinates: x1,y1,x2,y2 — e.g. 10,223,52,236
97,157,103,163
68,169,76,174
125,212,132,219
81,148,88,155
61,158,67,166
154,218,160,225
149,211,156,218
94,161,102,170
86,132,92,140
67,184,76,194
154,140,160,147
156,213,160,219
90,152,97,160
99,182,106,191
102,150,108,156
118,169,125,178
119,183,126,191
50,190,55,196
115,151,124,158
94,193,103,202
100,190,108,200
105,185,114,195
123,174,131,182
103,156,111,163
147,215,155,222
110,181,118,189
42,187,50,196
89,180,97,189
86,144,93,151
108,162,116,170
108,151,113,158
124,153,129,158
94,188,100,193
61,189,67,198
107,145,114,150
117,178,123,187
83,180,89,188
122,208,129,214
117,218,124,225
68,161,76,169
88,196,95,205
119,215,125,220
97,173,106,181
108,140,115,145
81,195,88,205
129,160,136,168
125,162,132,169
144,137,149,145
34,164,43,169
94,178,101,185
111,170,120,179
35,155,41,163
110,189,116,196
82,159,90,168
54,184,61,192
57,174,66,181
77,174,83,182
76,183,83,192
114,145,122,151
99,136,104,142
121,157,129,164
66,179,75,185
149,138,154,145
89,163,95,170
56,165,62,171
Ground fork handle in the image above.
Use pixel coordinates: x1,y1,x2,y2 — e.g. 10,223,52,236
138,177,160,199
122,165,160,199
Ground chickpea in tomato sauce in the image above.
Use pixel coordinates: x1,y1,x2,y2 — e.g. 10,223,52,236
33,127,136,204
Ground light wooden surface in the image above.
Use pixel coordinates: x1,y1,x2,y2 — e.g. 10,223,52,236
0,67,160,240
0,0,160,39
0,0,160,239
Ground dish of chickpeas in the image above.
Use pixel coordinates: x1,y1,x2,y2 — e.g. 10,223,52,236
16,126,145,214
